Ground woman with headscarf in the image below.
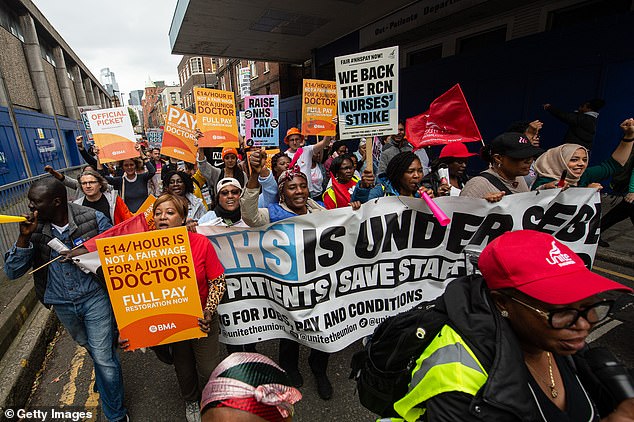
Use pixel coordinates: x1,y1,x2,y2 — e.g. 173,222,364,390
460,132,543,202
162,170,206,222
198,178,246,227
240,150,333,401
383,230,634,422
532,118,634,190
200,352,302,422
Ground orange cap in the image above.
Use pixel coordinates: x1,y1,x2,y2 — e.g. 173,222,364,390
284,127,304,144
222,148,239,159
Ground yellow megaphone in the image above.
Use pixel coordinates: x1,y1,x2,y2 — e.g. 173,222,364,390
0,215,27,224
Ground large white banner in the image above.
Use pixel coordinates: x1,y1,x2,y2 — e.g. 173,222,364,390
335,46,399,140
197,189,600,352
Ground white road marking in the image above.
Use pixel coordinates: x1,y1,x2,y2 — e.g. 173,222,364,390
587,319,623,343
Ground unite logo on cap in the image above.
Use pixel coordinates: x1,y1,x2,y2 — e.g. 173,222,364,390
518,136,529,144
545,241,576,267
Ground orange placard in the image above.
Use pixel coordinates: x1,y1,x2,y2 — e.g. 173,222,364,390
85,107,139,163
301,79,337,136
96,227,204,350
134,195,157,230
162,106,198,163
194,87,239,148
246,148,280,175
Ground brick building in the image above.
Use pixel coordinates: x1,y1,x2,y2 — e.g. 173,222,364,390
0,0,112,183
178,55,218,113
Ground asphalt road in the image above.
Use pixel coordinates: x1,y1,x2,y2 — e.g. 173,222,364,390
22,259,634,421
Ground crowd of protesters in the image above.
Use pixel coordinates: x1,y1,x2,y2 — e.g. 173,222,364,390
4,95,634,422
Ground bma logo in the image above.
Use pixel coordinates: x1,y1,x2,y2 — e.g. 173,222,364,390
545,241,576,267
148,323,177,333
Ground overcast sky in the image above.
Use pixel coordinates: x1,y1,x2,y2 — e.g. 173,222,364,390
32,0,182,98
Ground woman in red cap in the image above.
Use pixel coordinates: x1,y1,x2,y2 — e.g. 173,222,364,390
387,230,634,422
423,142,477,196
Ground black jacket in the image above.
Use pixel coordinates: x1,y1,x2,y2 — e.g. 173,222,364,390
546,106,598,150
425,276,602,421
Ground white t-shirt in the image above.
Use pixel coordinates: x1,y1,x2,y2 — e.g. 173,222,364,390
285,144,315,189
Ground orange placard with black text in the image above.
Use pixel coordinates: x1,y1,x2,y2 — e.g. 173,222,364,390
162,106,198,163
96,227,204,350
194,87,239,148
301,79,337,136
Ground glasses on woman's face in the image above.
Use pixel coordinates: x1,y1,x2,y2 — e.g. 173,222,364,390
505,294,614,329
80,180,98,186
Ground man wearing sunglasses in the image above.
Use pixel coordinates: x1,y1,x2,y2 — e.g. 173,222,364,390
389,230,634,422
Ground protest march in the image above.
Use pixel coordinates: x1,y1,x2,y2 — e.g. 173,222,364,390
4,11,634,420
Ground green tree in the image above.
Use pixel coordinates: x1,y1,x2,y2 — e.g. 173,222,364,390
128,107,139,127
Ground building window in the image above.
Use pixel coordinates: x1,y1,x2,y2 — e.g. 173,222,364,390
219,58,224,66
67,71,74,81
407,45,443,66
221,77,226,91
190,57,203,74
40,45,56,66
264,62,270,73
235,64,241,90
249,61,258,78
170,92,177,104
547,0,631,30
457,26,506,55
0,6,24,41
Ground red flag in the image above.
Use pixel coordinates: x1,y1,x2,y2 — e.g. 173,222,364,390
406,84,482,148
82,213,149,252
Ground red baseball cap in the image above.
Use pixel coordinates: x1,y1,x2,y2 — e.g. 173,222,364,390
479,230,631,305
439,142,477,159
284,127,304,144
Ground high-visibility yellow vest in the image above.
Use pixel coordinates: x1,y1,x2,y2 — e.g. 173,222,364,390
389,325,488,422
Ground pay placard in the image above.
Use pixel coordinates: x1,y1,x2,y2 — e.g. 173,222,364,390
162,106,198,163
194,88,239,148
96,227,204,350
302,79,337,136
244,95,279,147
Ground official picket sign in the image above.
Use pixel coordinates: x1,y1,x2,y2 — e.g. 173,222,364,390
96,226,204,350
335,46,399,140
85,106,138,163
197,188,600,352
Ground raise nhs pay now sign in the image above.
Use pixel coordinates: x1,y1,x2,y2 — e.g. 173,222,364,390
335,46,399,140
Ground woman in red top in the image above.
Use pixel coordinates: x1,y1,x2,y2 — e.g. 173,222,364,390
323,154,359,209
152,193,226,422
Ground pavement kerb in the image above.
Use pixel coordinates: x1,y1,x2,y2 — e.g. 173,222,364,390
0,280,38,361
596,248,634,269
0,302,58,421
